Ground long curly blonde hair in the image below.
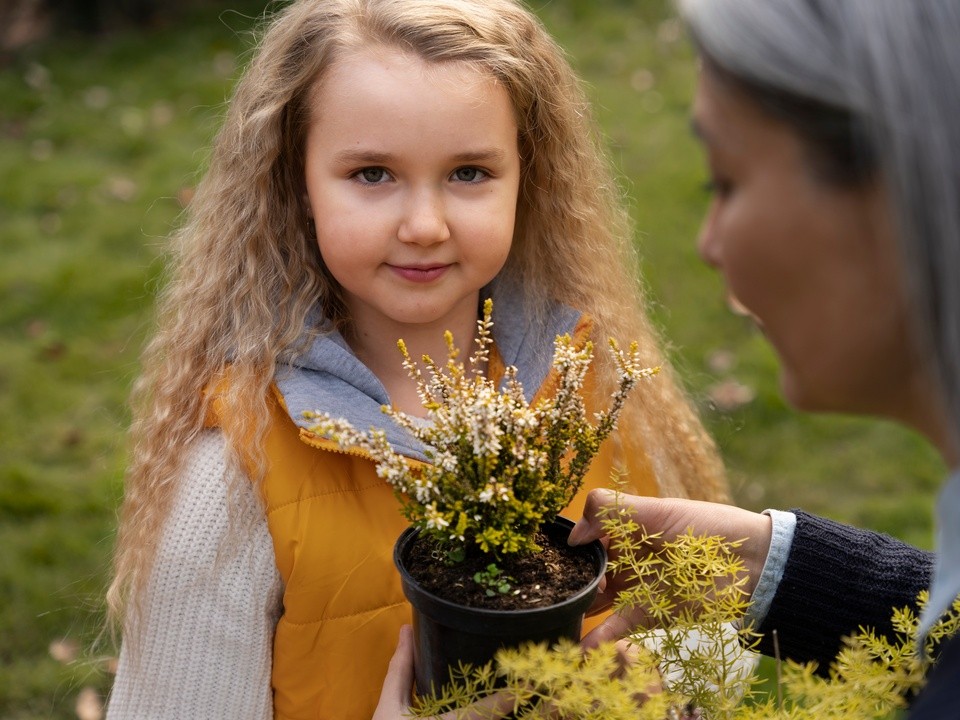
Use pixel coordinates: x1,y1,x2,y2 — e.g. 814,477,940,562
108,0,727,630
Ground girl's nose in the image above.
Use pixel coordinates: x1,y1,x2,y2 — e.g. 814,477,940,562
397,189,451,246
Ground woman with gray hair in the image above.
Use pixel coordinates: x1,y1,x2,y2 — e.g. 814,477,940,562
376,0,960,716
565,1,960,717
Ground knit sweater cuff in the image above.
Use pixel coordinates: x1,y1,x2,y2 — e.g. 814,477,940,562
755,510,934,672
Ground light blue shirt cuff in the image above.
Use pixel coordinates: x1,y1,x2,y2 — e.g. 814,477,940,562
741,509,796,630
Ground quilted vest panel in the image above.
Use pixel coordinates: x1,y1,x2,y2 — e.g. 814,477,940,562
259,397,658,719
210,350,659,718
258,395,412,719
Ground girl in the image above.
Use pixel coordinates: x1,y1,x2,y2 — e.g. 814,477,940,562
569,0,960,717
105,1,727,717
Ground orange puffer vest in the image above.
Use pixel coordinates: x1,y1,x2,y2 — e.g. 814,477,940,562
210,322,659,719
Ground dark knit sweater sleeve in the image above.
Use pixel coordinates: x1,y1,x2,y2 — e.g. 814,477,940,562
755,510,934,672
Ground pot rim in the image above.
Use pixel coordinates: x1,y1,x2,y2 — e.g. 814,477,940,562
394,515,607,623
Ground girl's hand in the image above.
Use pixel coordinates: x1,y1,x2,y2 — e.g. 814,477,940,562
373,625,518,720
567,488,773,648
373,625,416,720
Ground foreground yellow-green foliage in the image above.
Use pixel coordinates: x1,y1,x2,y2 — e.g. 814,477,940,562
413,498,960,719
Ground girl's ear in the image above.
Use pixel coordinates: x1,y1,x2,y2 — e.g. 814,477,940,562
303,193,314,218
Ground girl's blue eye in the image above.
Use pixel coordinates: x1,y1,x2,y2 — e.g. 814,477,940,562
453,167,486,182
358,167,388,183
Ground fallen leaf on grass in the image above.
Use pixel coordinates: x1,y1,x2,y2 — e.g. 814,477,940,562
75,687,103,720
26,319,47,339
49,637,80,664
705,349,736,374
106,176,138,202
708,379,756,412
38,340,67,361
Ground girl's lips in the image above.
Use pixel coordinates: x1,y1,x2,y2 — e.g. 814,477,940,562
389,264,450,283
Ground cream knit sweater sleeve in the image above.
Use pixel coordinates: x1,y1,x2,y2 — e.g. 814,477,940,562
106,429,283,719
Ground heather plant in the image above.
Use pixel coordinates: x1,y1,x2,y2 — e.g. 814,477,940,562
411,493,960,719
307,299,658,561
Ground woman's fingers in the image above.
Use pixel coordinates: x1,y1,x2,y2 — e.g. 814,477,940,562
568,488,619,546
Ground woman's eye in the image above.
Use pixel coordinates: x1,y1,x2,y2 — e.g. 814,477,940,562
452,167,487,182
703,177,732,198
357,167,389,184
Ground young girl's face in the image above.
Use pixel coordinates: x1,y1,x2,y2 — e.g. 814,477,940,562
304,47,521,341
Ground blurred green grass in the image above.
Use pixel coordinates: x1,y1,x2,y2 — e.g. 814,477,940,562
0,0,943,716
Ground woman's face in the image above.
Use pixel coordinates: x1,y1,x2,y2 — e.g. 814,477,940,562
691,67,928,422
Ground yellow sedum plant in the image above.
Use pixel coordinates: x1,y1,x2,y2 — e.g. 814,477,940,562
412,491,960,719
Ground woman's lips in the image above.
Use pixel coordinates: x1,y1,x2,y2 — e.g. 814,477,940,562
389,264,450,283
726,293,752,317
727,292,765,331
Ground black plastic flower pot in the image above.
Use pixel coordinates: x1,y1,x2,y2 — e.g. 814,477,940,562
394,516,607,697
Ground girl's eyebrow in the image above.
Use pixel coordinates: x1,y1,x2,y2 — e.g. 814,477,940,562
334,149,393,165
450,148,508,163
333,148,509,165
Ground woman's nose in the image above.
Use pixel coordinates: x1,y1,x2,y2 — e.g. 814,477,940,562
697,202,721,269
397,189,451,246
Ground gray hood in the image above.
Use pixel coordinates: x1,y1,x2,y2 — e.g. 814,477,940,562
275,278,581,460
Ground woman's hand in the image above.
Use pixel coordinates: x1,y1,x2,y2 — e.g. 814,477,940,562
568,488,773,648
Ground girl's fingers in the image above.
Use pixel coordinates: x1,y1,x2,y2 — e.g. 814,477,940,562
580,612,641,650
439,689,520,720
372,625,415,719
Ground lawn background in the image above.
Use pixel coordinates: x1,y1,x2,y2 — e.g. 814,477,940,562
0,0,944,717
